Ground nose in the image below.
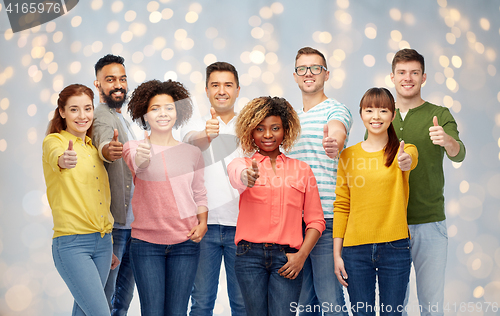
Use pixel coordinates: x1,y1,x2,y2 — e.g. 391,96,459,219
373,109,380,119
264,129,272,138
217,85,226,95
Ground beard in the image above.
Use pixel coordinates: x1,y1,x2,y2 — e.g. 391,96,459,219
101,88,127,109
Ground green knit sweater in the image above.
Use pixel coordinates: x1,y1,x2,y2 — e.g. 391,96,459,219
393,102,466,225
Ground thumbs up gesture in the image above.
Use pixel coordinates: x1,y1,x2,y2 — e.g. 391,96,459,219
429,116,451,147
322,124,339,159
205,107,220,142
135,131,151,168
58,140,78,169
241,159,260,188
397,141,412,171
107,129,123,161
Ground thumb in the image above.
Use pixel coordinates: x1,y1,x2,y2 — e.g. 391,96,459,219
399,141,405,156
433,116,439,127
112,129,119,142
210,107,217,120
144,130,150,142
323,124,329,139
252,159,259,172
68,140,73,151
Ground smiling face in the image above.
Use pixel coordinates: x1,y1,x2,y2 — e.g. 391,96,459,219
391,60,426,102
94,63,128,108
361,105,395,137
60,94,94,139
206,71,240,115
145,94,177,134
252,115,284,159
293,54,329,95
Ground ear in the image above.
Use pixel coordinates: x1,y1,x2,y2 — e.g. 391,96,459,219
93,80,99,89
59,108,65,119
390,73,395,84
422,73,427,85
324,69,330,82
293,72,298,83
235,86,240,98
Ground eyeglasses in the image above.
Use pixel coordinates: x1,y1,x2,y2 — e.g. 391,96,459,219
295,65,327,76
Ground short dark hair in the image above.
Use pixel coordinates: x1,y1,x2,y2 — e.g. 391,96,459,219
206,62,239,87
95,54,125,75
128,80,193,130
392,49,425,74
295,47,327,68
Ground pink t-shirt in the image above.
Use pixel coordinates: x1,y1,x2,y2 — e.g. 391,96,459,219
227,152,325,249
123,140,207,245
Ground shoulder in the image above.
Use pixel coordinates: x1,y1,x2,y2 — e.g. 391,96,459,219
43,133,65,146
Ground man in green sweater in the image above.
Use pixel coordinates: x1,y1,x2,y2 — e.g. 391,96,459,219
391,48,466,316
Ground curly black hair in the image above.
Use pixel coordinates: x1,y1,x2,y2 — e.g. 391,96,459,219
236,96,301,155
94,54,125,75
128,79,193,130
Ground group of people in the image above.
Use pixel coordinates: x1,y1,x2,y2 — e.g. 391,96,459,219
42,46,465,316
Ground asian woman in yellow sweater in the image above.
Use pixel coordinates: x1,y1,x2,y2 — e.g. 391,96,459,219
333,87,418,316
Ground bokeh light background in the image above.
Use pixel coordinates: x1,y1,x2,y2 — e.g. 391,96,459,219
0,0,499,315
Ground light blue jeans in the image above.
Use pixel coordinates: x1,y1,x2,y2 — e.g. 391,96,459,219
104,228,135,316
52,232,113,316
190,224,246,316
298,219,347,316
403,220,447,316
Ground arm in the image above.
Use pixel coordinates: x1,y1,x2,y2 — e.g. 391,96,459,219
334,237,348,287
101,129,123,162
187,206,208,242
278,228,321,279
183,108,219,152
429,113,465,161
322,120,347,159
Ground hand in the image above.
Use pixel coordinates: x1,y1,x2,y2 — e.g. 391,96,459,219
429,116,451,147
187,222,208,243
241,159,259,188
205,107,219,142
107,129,123,161
334,256,349,287
278,252,307,280
58,140,78,169
397,141,412,171
135,131,151,168
322,124,339,159
111,253,120,270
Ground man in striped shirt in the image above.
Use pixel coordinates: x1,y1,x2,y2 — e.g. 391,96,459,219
288,47,352,316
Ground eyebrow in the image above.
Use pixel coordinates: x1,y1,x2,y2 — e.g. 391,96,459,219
104,75,127,79
210,81,234,85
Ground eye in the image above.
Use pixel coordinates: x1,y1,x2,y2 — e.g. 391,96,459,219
297,67,306,71
272,126,280,131
120,78,127,82
255,127,263,132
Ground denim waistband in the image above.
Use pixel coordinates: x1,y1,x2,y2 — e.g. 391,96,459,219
238,240,292,250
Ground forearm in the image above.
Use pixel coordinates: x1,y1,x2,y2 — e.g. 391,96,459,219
333,237,344,259
297,228,321,258
184,130,210,152
444,136,460,157
196,206,208,224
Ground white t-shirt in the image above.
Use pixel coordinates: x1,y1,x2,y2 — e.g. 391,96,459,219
180,114,242,226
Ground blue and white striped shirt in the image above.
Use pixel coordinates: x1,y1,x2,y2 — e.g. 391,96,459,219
289,98,352,218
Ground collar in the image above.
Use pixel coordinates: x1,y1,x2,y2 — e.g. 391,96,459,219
60,130,92,146
252,151,286,163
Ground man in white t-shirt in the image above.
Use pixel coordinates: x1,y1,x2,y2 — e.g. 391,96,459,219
182,62,246,316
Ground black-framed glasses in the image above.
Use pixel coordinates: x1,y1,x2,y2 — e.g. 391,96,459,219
295,65,327,76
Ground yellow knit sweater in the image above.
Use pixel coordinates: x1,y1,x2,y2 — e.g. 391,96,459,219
333,142,418,247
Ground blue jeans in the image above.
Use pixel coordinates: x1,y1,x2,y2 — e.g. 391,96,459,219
130,238,200,316
52,232,113,316
190,225,246,316
343,238,412,316
104,228,135,316
403,220,447,316
299,219,347,316
235,241,303,316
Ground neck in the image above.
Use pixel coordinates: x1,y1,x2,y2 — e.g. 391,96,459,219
149,130,177,146
302,92,328,112
363,132,389,152
217,110,236,124
65,129,86,140
396,95,425,112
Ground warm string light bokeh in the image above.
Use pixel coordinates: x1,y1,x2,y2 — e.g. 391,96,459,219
0,1,499,315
